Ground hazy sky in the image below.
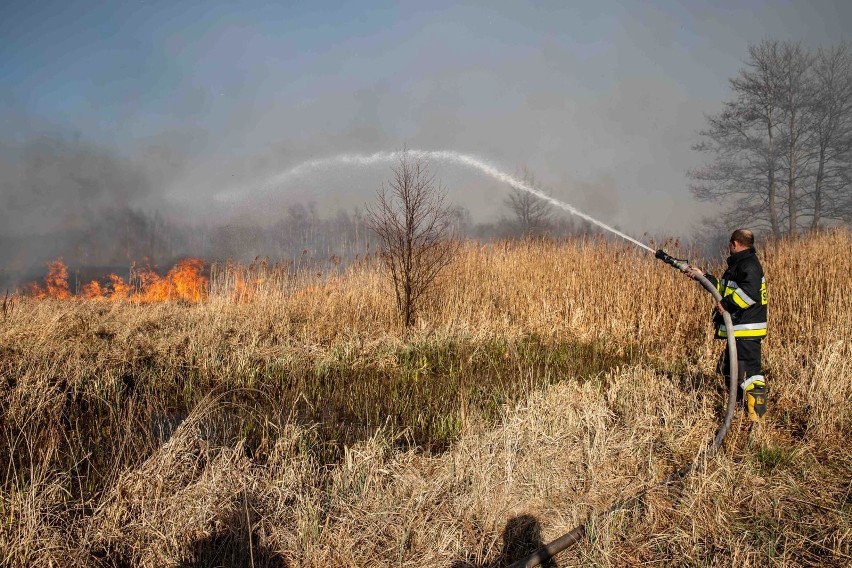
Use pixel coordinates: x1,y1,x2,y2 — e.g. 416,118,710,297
2,0,850,238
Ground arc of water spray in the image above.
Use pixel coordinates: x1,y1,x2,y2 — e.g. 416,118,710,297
217,150,654,253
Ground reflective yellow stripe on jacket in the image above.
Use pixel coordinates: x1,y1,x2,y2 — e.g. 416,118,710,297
716,322,767,339
720,277,766,309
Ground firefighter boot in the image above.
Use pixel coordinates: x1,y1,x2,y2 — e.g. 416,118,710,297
741,376,767,422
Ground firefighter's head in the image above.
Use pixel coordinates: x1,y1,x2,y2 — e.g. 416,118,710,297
729,228,754,253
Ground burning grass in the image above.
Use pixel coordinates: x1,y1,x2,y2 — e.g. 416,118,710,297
1,230,851,566
22,257,208,303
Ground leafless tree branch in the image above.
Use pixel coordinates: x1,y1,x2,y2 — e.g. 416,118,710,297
366,151,459,329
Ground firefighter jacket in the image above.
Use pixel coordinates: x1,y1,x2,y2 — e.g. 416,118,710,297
704,247,767,340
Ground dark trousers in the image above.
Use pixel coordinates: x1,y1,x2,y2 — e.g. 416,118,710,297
717,338,763,399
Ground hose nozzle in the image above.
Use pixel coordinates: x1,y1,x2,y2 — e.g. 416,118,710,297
655,249,689,271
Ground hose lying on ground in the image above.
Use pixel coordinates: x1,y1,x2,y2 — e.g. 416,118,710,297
506,255,739,568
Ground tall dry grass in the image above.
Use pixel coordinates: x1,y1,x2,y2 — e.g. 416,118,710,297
1,230,850,566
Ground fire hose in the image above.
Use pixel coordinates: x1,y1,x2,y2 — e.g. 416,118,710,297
506,250,739,568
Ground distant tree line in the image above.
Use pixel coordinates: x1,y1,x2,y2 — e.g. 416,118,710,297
0,189,593,292
690,40,852,238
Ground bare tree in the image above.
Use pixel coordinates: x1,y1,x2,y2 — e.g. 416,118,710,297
776,42,815,236
690,40,852,237
366,152,459,329
808,43,852,229
504,167,553,237
690,41,785,238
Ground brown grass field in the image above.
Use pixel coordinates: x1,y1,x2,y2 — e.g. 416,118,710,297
1,230,850,567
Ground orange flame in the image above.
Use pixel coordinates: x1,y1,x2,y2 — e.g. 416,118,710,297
46,259,71,299
26,259,71,299
168,258,207,302
109,274,132,300
132,258,207,302
26,282,46,300
80,280,103,299
26,258,208,303
133,266,169,302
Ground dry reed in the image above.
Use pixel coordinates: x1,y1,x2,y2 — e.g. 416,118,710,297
1,230,850,566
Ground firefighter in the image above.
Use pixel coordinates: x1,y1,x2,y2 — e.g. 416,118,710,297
686,228,767,421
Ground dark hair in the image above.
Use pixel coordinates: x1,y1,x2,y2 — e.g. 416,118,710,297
730,228,754,248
